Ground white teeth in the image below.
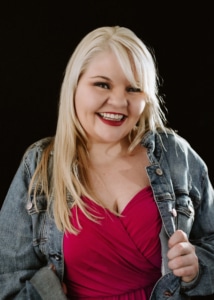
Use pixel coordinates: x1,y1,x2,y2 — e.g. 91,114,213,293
99,112,124,121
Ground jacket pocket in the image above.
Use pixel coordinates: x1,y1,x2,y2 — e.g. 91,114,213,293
175,194,195,236
26,194,49,261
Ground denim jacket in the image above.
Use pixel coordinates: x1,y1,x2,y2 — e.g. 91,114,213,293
0,130,214,300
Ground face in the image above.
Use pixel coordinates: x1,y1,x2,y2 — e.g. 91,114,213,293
75,50,147,146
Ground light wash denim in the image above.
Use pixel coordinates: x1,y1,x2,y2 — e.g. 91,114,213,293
0,130,214,300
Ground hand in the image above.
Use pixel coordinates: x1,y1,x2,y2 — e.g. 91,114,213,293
49,264,68,295
167,230,199,282
62,282,68,295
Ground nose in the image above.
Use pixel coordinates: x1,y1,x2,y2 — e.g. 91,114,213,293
107,88,128,107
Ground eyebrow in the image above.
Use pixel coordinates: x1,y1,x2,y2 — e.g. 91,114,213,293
91,75,111,81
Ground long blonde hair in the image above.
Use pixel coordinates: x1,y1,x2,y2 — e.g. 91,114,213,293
29,26,168,234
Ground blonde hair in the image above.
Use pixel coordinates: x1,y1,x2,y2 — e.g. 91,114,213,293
29,26,168,234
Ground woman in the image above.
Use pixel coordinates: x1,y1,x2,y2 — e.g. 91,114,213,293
0,26,214,300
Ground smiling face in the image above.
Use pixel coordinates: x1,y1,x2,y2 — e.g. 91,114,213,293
74,50,147,146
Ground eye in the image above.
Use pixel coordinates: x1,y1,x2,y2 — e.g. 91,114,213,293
127,86,142,93
94,82,110,89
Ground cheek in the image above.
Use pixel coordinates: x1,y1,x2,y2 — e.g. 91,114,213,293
74,98,82,121
74,89,81,115
74,89,88,119
75,87,99,114
133,99,146,116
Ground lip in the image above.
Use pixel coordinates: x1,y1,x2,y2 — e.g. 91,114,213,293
96,112,127,126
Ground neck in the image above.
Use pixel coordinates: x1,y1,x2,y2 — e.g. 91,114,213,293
87,139,131,165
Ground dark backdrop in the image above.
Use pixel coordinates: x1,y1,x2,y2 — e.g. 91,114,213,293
1,2,213,298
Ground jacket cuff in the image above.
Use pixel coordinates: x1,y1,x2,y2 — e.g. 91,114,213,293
180,267,201,291
30,267,67,300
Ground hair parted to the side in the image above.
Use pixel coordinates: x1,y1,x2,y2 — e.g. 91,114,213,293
29,26,169,234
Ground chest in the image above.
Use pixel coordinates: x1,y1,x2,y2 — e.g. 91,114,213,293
88,147,150,213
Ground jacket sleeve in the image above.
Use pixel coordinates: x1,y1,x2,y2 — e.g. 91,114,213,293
155,132,214,298
171,135,214,297
0,146,67,300
181,168,214,297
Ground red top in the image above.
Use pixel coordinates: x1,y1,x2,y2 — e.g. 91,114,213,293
63,186,162,299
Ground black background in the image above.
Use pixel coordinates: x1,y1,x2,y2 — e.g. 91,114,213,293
1,2,213,298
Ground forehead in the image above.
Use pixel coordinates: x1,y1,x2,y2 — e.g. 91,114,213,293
79,48,143,89
81,50,128,81
83,49,140,87
87,50,120,71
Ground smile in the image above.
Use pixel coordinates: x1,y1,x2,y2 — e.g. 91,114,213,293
98,112,126,121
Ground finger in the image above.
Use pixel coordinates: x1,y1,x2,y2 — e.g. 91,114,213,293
168,230,188,249
62,282,68,295
168,249,199,282
167,240,193,260
48,263,56,273
168,251,197,270
172,264,199,282
169,256,199,282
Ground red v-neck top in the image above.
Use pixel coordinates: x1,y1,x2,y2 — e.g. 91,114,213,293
63,186,162,299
